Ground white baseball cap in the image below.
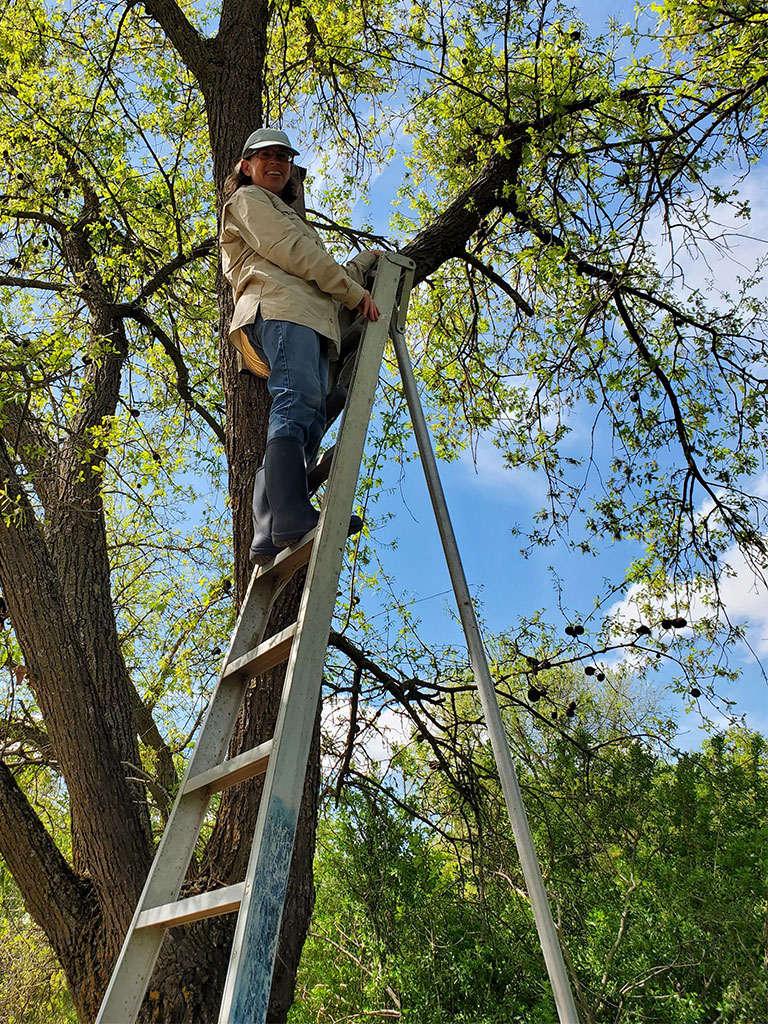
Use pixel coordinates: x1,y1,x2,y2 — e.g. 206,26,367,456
241,128,300,159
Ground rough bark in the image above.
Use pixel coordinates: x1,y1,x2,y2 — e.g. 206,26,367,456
0,760,89,955
0,762,114,1019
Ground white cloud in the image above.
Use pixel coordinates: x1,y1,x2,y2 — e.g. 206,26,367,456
717,545,768,655
604,537,768,733
364,703,414,761
321,693,413,776
646,163,768,302
691,471,768,656
456,434,550,508
605,537,768,657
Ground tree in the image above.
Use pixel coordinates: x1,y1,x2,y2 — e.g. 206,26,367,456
0,0,767,1020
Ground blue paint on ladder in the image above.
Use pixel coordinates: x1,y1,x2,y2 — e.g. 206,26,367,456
230,795,298,1024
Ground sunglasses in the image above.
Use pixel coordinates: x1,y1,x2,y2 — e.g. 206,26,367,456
248,149,294,163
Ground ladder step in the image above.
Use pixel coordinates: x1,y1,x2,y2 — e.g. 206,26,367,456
223,622,297,681
184,739,273,796
254,529,316,583
136,882,244,930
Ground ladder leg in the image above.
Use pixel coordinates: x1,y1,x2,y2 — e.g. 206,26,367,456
390,320,581,1024
96,570,288,1022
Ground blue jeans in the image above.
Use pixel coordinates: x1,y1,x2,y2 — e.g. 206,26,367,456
243,312,329,463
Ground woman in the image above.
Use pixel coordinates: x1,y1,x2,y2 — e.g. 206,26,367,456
220,128,380,564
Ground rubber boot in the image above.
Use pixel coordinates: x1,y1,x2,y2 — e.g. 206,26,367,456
249,465,281,565
265,437,319,548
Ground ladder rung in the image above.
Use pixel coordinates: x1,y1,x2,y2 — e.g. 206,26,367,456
255,529,316,583
184,739,273,796
223,622,297,680
136,882,244,930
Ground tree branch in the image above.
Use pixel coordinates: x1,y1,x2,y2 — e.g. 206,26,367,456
2,209,68,233
510,204,728,337
0,758,92,954
592,875,639,1018
138,0,210,81
399,95,618,283
110,303,226,445
0,719,57,767
0,401,58,510
612,291,722,511
305,209,391,250
459,250,534,315
130,680,178,814
0,275,65,292
328,631,467,794
135,237,216,303
335,664,362,802
401,133,526,284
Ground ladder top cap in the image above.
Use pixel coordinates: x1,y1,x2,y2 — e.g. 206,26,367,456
381,253,416,271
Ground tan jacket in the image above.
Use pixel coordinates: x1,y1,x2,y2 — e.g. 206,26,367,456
220,185,375,376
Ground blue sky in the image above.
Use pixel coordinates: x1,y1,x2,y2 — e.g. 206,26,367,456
308,0,768,750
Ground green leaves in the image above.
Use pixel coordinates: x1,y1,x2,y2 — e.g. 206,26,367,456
300,686,768,1023
0,0,767,1012
0,861,77,1024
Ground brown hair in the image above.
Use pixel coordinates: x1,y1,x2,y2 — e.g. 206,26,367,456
223,158,300,204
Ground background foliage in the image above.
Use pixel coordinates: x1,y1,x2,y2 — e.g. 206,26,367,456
295,716,768,1023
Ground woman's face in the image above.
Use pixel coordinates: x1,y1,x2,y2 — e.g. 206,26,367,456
242,148,293,195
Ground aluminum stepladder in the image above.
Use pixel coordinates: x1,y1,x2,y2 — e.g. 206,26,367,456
96,252,580,1024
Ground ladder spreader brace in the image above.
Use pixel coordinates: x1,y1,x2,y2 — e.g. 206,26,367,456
96,254,580,1024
